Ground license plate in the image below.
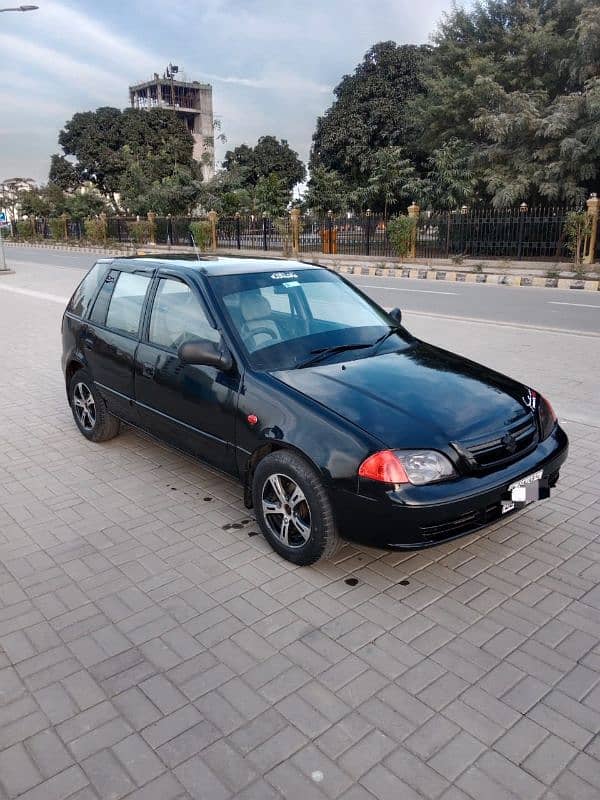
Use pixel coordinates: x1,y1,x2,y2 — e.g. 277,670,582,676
508,470,543,503
501,500,515,515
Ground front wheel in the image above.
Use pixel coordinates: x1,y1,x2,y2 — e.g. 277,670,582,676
252,451,341,565
68,369,120,442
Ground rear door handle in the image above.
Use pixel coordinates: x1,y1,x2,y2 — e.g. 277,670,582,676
83,334,95,348
142,364,155,378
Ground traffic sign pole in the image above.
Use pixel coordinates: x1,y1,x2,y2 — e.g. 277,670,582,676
0,222,8,272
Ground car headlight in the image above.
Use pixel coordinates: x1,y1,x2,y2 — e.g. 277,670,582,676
358,449,457,485
537,392,558,440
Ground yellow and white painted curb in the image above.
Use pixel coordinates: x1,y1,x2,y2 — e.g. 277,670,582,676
315,262,600,292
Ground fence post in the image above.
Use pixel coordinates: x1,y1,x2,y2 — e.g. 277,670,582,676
99,212,108,246
517,202,528,260
365,209,372,256
407,202,419,259
166,214,173,246
147,211,157,245
61,212,70,242
262,212,268,251
235,212,241,250
290,207,300,256
584,193,599,264
208,210,218,251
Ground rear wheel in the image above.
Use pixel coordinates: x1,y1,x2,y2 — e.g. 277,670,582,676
68,369,120,442
252,450,341,565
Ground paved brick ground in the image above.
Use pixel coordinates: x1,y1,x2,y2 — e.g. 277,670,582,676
0,263,599,799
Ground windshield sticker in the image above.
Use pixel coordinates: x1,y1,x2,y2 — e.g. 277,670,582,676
271,272,298,280
283,281,300,288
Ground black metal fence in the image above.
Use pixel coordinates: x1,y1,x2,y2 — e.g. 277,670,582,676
414,207,573,260
217,215,291,251
8,206,585,261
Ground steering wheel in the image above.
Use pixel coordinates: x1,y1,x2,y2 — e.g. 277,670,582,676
246,327,279,345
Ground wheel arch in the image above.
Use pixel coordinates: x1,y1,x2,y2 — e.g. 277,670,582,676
65,357,86,395
242,441,327,508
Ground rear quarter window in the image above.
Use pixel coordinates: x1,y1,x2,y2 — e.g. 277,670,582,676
67,262,109,318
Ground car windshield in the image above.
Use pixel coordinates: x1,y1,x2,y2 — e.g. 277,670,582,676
209,267,412,370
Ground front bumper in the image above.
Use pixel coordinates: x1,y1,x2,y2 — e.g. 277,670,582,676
332,424,569,549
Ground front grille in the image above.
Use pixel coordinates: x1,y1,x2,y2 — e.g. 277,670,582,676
457,414,538,471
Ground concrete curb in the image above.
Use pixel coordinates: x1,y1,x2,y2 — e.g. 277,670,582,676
4,242,135,256
317,262,600,292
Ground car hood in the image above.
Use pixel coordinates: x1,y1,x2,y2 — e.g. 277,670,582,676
273,342,533,449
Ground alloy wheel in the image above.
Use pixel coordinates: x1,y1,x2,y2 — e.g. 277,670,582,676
73,382,96,431
261,472,312,548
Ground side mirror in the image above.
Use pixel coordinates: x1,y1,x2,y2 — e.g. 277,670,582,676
178,338,233,371
389,307,402,325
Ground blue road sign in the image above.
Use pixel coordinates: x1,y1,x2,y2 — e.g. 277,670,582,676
0,213,6,223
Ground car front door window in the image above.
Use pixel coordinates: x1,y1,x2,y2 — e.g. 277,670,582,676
149,278,219,351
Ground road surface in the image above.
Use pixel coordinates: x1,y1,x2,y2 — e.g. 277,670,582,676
4,245,600,335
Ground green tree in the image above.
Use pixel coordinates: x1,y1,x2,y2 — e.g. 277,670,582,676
48,155,79,191
414,0,600,205
254,173,290,217
421,138,477,209
119,163,203,216
303,167,349,214
310,42,430,186
56,107,196,210
223,136,305,191
366,148,421,219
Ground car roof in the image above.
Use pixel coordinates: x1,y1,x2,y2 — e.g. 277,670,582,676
108,256,320,278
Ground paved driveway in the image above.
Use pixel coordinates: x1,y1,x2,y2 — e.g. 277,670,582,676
0,261,599,800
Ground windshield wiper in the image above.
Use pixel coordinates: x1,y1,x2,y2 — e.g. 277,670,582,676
295,342,372,369
371,325,403,355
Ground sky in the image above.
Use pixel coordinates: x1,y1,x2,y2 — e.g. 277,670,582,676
0,0,457,184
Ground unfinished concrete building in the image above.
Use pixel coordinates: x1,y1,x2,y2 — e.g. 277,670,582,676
129,65,215,181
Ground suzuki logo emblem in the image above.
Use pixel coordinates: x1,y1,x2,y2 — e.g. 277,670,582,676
501,433,518,454
523,389,537,411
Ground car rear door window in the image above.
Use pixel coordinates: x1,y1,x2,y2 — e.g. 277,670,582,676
105,272,151,337
148,278,219,351
67,262,109,318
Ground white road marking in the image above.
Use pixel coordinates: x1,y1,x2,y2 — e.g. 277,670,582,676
400,309,600,338
0,284,68,304
355,283,458,295
548,301,600,309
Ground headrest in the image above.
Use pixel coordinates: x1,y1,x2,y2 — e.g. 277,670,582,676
240,293,272,322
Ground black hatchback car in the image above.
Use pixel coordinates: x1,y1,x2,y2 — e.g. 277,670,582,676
62,257,568,565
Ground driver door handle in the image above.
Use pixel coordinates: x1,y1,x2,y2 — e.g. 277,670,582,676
142,364,155,378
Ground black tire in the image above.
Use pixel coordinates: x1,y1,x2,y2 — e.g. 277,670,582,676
252,450,341,565
68,369,120,442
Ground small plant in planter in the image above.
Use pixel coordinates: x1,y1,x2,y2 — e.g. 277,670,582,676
16,219,36,241
128,220,151,245
273,217,292,256
189,220,212,251
48,217,67,241
84,217,107,245
564,211,592,278
386,215,416,262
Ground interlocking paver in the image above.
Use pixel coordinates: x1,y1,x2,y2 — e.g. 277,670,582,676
82,748,136,799
1,262,600,799
0,742,42,797
522,734,578,783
